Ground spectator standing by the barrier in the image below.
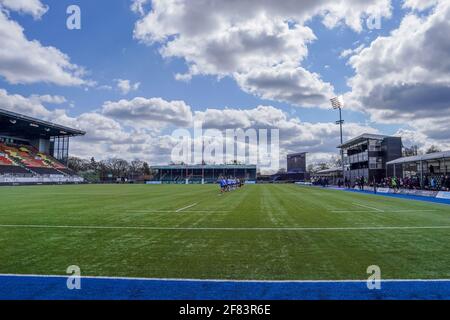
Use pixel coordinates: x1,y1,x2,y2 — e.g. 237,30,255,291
431,177,437,190
391,177,398,192
441,175,446,190
445,175,450,191
424,176,429,189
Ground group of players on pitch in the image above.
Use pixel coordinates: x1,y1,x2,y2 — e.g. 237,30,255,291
218,177,244,193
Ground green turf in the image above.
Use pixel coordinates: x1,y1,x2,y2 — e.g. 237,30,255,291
0,184,449,280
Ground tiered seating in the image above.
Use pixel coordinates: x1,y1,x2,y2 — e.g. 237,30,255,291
36,152,66,169
0,148,30,174
16,146,51,168
58,168,77,175
0,165,30,174
0,142,84,184
30,167,64,175
0,142,68,175
1,145,46,168
0,154,14,166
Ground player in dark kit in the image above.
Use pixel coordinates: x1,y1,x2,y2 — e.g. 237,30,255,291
218,176,226,193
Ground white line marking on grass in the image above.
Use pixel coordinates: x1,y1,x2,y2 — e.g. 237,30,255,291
0,224,449,231
0,273,449,283
126,210,230,213
331,209,438,213
126,210,174,213
175,203,198,212
331,210,378,213
392,210,437,213
352,203,384,212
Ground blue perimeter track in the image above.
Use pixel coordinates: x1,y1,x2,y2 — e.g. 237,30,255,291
346,189,450,205
0,275,449,300
314,186,450,206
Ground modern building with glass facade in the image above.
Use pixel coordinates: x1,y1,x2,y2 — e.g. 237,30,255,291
339,133,402,184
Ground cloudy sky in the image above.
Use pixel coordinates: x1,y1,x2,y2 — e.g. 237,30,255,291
0,0,449,168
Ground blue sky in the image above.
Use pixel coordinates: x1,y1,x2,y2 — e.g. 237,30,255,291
0,0,449,166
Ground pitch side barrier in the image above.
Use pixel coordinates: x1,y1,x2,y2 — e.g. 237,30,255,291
296,183,450,205
0,175,84,186
145,180,257,185
353,186,450,200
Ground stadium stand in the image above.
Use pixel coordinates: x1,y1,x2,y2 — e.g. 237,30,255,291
0,165,30,175
58,168,77,175
0,154,13,166
0,142,64,173
0,108,85,185
36,152,67,169
151,164,257,184
2,144,46,167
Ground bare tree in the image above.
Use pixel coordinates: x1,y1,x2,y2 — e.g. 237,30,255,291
129,159,145,180
68,156,155,182
426,145,442,154
403,145,419,157
105,158,129,179
67,156,90,172
327,155,342,168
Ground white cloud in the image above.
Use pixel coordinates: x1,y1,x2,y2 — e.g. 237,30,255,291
394,128,450,152
0,88,52,118
402,0,440,11
97,84,113,91
194,105,379,156
0,0,48,19
0,10,88,86
29,94,67,105
130,0,150,16
195,105,286,130
235,64,335,108
339,44,365,59
115,79,141,95
134,0,392,42
101,97,193,128
346,1,450,123
161,17,315,79
133,0,392,108
342,1,450,149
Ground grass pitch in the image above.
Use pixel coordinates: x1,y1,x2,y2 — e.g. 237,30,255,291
0,184,449,280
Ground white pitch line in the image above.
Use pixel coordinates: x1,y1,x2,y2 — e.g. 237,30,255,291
331,210,438,213
331,210,377,213
175,203,198,212
393,210,437,213
126,210,230,213
0,224,449,232
0,273,449,283
352,203,384,212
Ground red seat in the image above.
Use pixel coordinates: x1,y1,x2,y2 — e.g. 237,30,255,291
0,142,69,172
0,155,14,166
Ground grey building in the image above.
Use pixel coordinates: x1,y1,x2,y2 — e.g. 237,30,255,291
287,152,307,173
314,167,343,185
339,134,402,184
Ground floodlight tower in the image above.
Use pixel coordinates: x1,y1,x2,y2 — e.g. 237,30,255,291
330,96,345,180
